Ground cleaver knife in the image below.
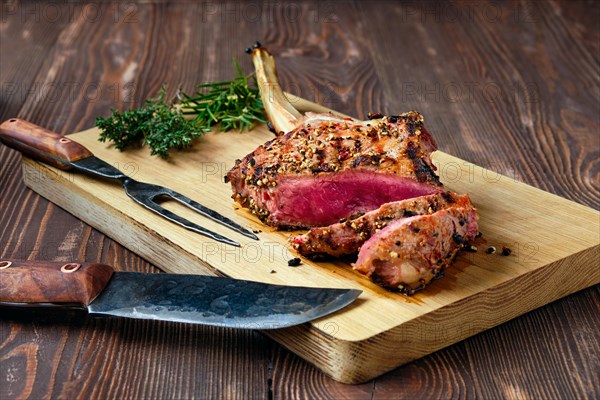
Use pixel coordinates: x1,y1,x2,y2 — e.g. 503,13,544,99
0,260,361,329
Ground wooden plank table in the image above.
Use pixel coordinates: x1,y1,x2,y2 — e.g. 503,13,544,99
1,1,598,398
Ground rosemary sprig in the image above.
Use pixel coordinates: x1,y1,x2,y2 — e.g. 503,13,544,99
95,59,265,158
179,59,266,132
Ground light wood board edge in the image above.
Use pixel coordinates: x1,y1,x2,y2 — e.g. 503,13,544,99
266,246,599,383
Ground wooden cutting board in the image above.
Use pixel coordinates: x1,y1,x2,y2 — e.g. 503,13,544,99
20,98,599,384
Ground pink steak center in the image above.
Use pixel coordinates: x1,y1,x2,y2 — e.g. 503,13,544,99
265,170,442,227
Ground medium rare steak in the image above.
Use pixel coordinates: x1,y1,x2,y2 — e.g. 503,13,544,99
291,192,472,257
353,206,479,294
225,45,443,229
226,112,443,228
226,44,481,295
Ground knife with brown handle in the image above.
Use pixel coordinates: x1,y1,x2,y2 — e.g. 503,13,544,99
0,260,361,329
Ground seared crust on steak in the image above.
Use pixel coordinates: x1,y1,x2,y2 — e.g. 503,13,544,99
291,192,472,258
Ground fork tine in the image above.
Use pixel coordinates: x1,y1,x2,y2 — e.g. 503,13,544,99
123,179,255,246
137,198,241,247
166,191,259,240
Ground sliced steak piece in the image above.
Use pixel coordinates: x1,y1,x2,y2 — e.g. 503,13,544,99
226,111,443,228
353,206,479,294
291,192,472,258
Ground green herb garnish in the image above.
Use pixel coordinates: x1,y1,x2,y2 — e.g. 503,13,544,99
180,59,266,132
95,59,265,158
96,86,203,158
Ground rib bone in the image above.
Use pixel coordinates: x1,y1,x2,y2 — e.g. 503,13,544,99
251,46,302,135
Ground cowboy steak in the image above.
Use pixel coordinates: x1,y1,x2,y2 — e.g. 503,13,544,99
226,46,442,228
291,192,473,258
226,44,480,295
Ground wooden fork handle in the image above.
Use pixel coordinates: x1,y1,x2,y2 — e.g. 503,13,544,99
0,118,93,170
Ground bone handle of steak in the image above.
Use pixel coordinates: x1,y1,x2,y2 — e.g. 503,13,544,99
0,260,114,305
0,118,93,170
251,46,302,135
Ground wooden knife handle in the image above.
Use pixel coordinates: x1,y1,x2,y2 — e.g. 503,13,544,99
0,118,93,170
0,260,114,305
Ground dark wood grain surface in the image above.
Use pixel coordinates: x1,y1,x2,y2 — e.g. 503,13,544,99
1,1,598,398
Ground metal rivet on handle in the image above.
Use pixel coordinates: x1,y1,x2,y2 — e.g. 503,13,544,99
0,261,12,269
59,138,71,144
61,263,80,273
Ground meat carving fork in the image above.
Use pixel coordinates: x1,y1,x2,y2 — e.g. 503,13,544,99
0,118,258,247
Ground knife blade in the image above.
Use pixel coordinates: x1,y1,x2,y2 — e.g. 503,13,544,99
0,260,361,329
